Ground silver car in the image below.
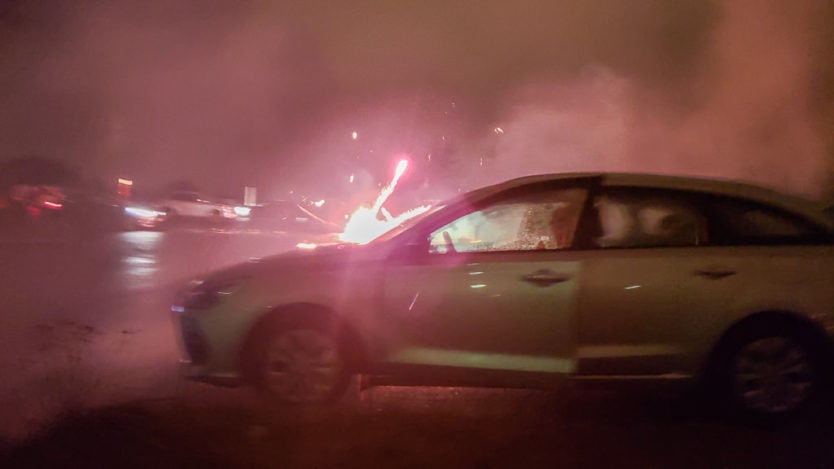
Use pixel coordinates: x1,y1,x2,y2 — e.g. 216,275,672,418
160,191,237,219
172,173,834,418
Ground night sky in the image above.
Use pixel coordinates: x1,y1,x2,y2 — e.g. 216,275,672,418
1,0,832,201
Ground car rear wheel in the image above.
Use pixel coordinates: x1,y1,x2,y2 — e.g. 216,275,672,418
716,323,827,419
252,324,350,404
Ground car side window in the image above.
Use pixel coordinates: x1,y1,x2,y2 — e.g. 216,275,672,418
428,188,587,254
592,192,706,248
707,198,825,245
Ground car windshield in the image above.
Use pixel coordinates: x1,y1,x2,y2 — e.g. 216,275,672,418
371,203,447,243
372,181,532,244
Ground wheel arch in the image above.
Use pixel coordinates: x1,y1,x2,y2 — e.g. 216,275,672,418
700,310,834,385
238,302,369,384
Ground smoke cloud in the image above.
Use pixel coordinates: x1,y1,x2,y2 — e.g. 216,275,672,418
478,0,831,198
1,0,831,201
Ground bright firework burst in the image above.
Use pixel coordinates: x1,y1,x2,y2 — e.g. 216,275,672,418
338,159,431,244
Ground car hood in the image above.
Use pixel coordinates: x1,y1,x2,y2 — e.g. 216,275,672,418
199,242,386,285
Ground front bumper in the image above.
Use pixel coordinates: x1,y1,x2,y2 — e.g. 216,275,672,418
172,304,244,387
178,312,209,364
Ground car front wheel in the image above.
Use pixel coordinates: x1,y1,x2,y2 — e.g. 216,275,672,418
251,324,350,404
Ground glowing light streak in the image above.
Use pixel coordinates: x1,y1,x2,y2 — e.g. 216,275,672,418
408,292,420,311
125,206,163,218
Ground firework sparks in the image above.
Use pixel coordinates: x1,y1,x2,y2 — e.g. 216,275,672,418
338,159,431,244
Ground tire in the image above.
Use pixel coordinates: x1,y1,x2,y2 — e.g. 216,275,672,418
248,319,351,405
713,320,829,421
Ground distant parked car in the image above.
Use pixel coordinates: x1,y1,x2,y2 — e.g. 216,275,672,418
10,184,65,214
172,172,834,420
159,191,237,220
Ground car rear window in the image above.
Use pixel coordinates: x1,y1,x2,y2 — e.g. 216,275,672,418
706,198,828,245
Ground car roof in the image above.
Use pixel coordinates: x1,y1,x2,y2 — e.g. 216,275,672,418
473,172,834,231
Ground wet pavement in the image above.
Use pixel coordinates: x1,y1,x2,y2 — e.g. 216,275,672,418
2,226,834,467
0,227,310,439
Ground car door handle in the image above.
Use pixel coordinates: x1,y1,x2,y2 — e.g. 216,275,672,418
694,269,737,280
521,269,571,287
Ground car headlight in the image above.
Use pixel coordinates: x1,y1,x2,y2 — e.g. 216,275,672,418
125,206,164,219
178,278,245,310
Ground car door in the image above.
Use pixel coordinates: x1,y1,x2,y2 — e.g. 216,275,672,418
379,185,588,381
575,188,745,377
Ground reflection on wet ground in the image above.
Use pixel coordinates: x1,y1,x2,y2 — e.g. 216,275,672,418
120,231,163,291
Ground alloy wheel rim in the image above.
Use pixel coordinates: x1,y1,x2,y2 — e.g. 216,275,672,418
733,336,814,414
263,329,341,403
